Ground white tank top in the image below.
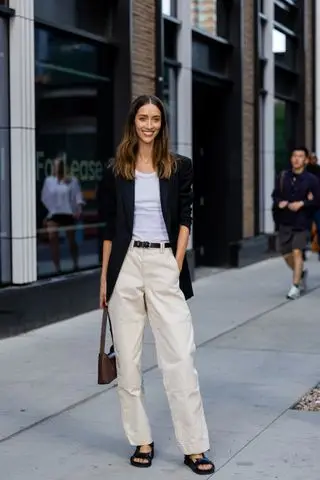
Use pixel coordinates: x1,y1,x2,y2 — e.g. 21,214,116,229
132,171,169,242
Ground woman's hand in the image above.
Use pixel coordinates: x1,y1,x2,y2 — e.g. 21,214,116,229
100,278,107,309
175,255,184,272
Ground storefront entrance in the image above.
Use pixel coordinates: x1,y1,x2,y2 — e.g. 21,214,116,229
192,79,230,267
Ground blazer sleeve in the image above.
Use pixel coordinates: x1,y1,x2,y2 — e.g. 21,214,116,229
97,162,117,241
178,156,193,230
304,174,320,208
271,171,285,206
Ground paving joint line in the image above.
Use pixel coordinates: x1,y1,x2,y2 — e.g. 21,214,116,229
1,282,320,446
208,402,298,478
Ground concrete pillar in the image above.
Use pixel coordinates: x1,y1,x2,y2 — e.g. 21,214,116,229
176,0,192,160
9,0,37,283
261,1,275,234
176,0,193,252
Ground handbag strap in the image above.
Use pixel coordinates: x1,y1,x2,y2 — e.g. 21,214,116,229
99,308,113,355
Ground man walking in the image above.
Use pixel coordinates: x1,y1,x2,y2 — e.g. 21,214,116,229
272,147,319,299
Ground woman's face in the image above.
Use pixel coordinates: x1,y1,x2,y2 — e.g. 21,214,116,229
134,103,162,145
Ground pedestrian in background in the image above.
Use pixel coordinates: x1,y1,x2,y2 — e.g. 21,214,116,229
98,95,215,475
272,146,319,299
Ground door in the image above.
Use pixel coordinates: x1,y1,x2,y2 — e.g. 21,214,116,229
192,80,228,266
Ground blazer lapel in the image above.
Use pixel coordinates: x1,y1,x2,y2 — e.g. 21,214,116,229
121,178,135,232
160,177,170,231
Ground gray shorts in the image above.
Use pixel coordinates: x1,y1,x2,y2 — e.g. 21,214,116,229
278,226,307,255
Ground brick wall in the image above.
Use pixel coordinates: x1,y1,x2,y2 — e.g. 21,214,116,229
304,0,314,151
242,0,255,237
132,0,156,98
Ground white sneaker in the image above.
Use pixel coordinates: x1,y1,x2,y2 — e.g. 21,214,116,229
287,285,300,300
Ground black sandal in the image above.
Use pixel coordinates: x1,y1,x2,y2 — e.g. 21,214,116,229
184,454,215,475
130,442,154,468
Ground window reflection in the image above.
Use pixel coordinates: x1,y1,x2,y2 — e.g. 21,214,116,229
34,0,111,38
273,29,286,54
35,28,113,277
163,65,178,151
273,28,296,70
191,0,229,38
275,99,286,173
162,0,177,17
192,0,217,35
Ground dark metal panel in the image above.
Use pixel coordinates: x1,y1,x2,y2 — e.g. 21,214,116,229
0,5,14,17
156,0,164,99
275,65,298,100
295,0,306,145
0,271,101,338
224,0,243,244
192,30,232,79
253,0,260,235
112,0,132,146
192,69,232,88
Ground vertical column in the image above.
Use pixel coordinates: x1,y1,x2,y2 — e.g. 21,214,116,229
0,17,11,283
9,0,37,283
176,0,193,255
132,0,156,97
242,0,255,238
261,1,275,234
176,0,192,159
303,0,314,150
315,0,320,155
113,0,132,146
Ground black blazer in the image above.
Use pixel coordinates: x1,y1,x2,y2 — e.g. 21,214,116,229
98,154,194,302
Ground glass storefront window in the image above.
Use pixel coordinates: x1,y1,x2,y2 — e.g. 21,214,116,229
258,0,264,13
0,17,11,284
34,0,112,38
162,0,177,17
273,28,297,70
274,99,298,174
35,27,113,277
274,99,286,173
163,65,178,152
191,0,229,38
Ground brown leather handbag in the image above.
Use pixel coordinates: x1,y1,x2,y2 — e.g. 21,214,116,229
98,308,117,384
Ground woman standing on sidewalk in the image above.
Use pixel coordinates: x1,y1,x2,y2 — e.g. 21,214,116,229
99,95,214,475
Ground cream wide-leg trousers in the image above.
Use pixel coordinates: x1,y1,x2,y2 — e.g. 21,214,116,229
108,244,210,455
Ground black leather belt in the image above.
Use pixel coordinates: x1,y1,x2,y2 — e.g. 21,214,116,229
133,241,171,249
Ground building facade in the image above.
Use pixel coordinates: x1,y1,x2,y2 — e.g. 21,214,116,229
0,0,317,335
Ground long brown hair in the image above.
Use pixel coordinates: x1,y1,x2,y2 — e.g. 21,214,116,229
114,95,176,180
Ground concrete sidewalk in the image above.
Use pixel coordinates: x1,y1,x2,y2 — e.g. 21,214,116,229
1,255,320,479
